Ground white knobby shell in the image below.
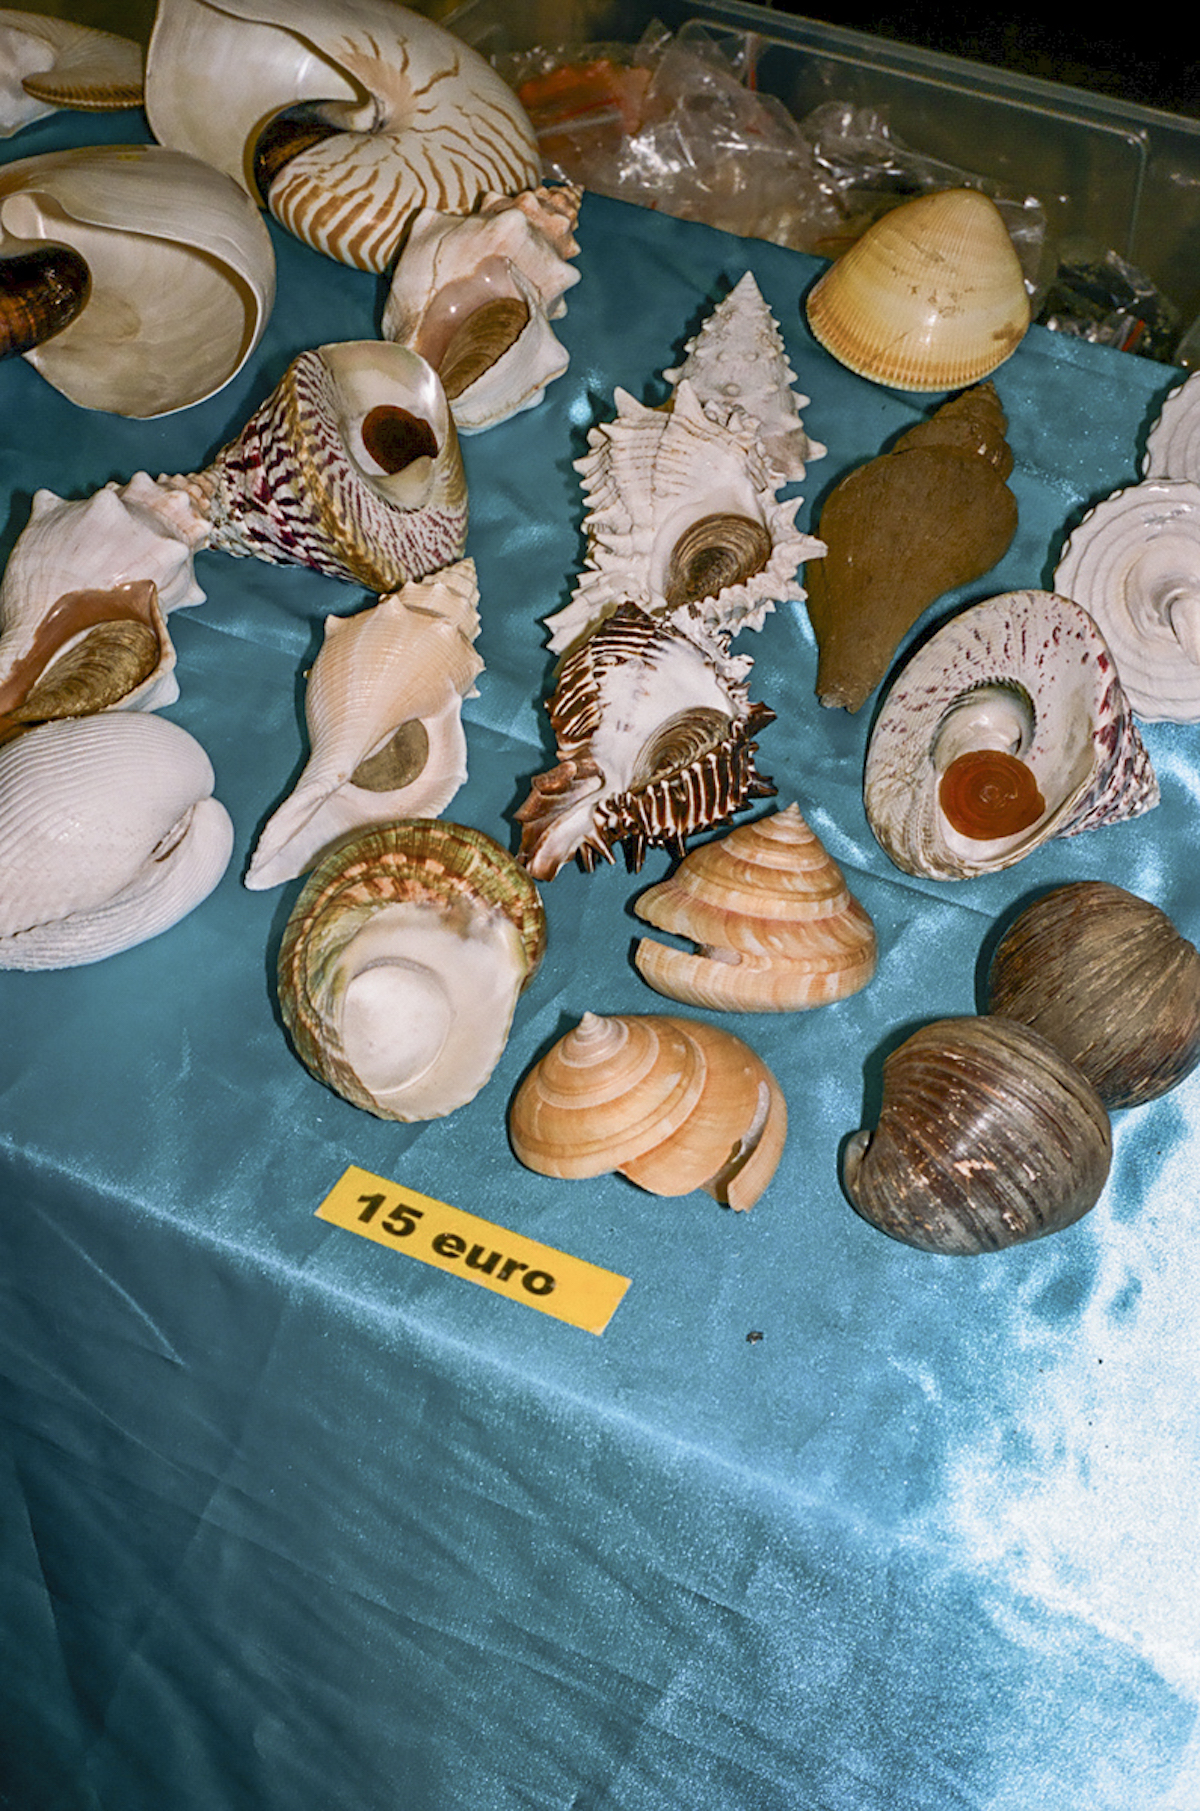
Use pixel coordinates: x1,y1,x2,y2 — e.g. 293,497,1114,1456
144,0,541,272
0,713,233,968
0,143,275,416
0,10,142,136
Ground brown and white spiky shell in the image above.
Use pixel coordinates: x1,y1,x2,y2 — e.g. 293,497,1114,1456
633,802,877,1011
277,819,546,1121
509,1010,787,1211
246,560,483,889
544,381,820,652
516,601,776,880
864,589,1159,880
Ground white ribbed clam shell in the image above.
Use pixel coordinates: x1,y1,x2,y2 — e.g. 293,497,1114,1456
0,10,141,136
1142,370,1200,480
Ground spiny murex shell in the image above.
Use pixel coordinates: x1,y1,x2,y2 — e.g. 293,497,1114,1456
843,1016,1112,1255
278,819,546,1121
144,0,541,273
0,143,275,416
0,712,233,969
516,601,776,881
509,1011,787,1211
157,341,467,593
806,187,1031,393
1054,476,1200,723
0,11,142,136
382,184,582,434
864,589,1158,880
246,559,484,890
633,802,877,1011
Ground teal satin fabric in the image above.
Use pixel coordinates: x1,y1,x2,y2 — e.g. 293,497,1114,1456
2,109,1198,1810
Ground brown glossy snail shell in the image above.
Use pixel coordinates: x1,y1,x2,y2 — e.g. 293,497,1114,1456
843,1015,1112,1254
985,882,1200,1108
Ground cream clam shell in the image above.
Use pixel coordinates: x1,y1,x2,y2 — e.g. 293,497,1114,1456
0,11,142,136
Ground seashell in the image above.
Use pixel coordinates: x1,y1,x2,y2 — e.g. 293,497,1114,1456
805,383,1019,712
632,802,877,1011
144,0,541,273
544,381,821,652
1141,369,1200,480
0,143,275,416
0,11,142,136
159,341,468,593
509,1010,787,1211
806,188,1031,392
277,819,546,1121
516,601,776,881
381,184,582,433
864,589,1159,881
0,713,233,969
985,881,1200,1109
246,559,483,890
1053,477,1200,722
843,1015,1112,1254
662,270,826,482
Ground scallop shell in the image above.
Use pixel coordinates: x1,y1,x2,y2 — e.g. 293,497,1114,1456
246,559,483,890
843,1016,1112,1254
806,188,1031,392
516,601,776,881
633,802,877,1011
381,184,582,433
0,143,275,416
1142,369,1200,480
277,819,546,1121
0,11,142,136
0,713,233,969
144,0,541,273
160,341,468,593
509,1010,787,1211
1053,477,1200,722
544,381,820,652
864,589,1159,880
662,271,825,483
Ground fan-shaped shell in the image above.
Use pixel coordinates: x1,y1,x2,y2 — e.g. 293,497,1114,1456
144,0,541,273
0,713,233,968
633,802,877,1010
0,143,275,416
1142,369,1200,480
864,589,1158,880
806,188,1030,393
843,1016,1112,1254
277,819,545,1121
0,11,142,136
509,1010,787,1211
1054,477,1200,722
246,559,484,889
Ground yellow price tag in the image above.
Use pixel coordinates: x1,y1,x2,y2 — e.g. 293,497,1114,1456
316,1165,630,1335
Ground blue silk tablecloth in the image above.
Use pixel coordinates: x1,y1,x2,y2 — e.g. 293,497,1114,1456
2,109,1198,1811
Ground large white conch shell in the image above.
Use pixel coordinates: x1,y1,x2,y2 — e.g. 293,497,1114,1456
246,559,484,889
0,10,142,136
144,0,541,273
0,713,233,969
0,143,275,416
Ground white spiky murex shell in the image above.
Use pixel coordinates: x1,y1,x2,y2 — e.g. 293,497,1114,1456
0,10,142,136
246,559,484,890
144,0,541,273
864,589,1159,881
516,600,776,881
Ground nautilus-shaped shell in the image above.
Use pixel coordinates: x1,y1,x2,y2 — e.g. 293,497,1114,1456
806,188,1031,392
516,601,776,880
632,803,877,1011
159,341,468,593
382,184,581,433
144,0,541,273
1054,477,1200,722
509,1011,787,1212
1142,368,1200,481
277,819,546,1121
0,10,142,137
0,712,233,969
246,559,483,890
0,143,275,416
843,1016,1113,1254
864,589,1158,880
